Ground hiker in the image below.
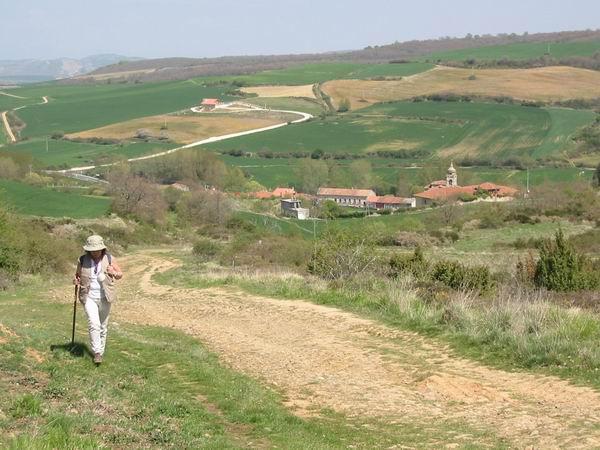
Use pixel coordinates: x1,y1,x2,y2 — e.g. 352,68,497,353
74,235,123,365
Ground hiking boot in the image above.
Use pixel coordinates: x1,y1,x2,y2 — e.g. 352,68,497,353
93,353,103,365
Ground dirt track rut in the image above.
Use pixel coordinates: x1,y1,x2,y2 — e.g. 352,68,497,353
114,252,600,448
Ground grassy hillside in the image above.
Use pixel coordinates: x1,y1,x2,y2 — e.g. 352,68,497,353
198,62,434,86
244,96,325,115
6,81,234,138
208,101,594,162
224,155,595,190
422,39,600,62
323,66,600,110
10,138,174,168
0,179,110,218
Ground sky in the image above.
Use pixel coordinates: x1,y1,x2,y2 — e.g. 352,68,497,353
2,0,599,60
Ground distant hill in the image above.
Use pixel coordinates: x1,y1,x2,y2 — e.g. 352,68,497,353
0,54,142,84
70,29,600,84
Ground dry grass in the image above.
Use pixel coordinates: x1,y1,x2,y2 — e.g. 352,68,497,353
322,66,600,109
73,68,157,81
67,112,292,144
241,84,316,98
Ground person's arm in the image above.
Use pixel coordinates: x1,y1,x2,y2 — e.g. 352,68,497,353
74,260,82,285
107,259,123,280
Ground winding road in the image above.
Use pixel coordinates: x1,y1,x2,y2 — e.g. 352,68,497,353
50,102,313,174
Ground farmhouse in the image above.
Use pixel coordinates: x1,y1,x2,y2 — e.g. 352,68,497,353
200,98,220,110
367,195,416,210
249,187,296,199
317,187,376,208
280,198,310,220
415,163,518,207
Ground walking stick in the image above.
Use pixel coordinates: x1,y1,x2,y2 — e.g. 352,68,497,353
71,284,79,347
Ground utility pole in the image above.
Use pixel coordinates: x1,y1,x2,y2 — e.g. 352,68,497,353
525,167,530,199
45,137,49,153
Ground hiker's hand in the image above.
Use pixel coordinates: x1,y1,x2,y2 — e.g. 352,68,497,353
73,276,80,285
107,265,122,280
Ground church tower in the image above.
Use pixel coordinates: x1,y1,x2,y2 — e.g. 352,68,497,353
446,162,458,187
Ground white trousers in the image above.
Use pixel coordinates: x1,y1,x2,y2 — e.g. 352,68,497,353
84,296,111,355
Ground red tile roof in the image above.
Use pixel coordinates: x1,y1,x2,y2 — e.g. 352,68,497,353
250,191,274,199
415,186,476,200
367,195,413,205
272,187,295,197
415,183,518,200
201,98,219,105
317,187,376,197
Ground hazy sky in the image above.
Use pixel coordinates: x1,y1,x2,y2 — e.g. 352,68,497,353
2,0,599,60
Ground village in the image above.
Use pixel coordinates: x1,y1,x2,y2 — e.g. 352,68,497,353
240,162,519,220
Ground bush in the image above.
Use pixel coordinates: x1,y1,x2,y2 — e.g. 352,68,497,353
388,247,427,278
308,228,377,280
534,229,600,291
431,260,494,291
192,238,221,262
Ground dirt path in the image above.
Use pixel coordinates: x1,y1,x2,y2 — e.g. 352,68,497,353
110,251,600,448
1,111,16,142
0,91,27,99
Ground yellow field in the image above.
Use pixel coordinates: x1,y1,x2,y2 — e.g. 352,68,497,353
68,112,295,144
241,84,316,98
322,66,600,109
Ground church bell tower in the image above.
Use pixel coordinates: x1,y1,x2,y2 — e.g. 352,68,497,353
446,162,458,187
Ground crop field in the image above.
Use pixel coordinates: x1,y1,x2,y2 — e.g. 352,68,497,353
197,62,434,86
323,66,600,109
243,96,325,115
421,39,600,62
68,110,297,145
4,81,234,138
0,91,42,111
207,101,594,161
221,153,594,190
10,138,174,168
0,179,110,218
241,84,316,98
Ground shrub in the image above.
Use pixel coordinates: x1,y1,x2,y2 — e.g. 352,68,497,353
388,247,427,278
192,238,221,262
534,229,600,291
431,260,494,291
337,98,351,113
308,228,377,280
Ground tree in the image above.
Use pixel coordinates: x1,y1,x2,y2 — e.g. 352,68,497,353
311,148,324,159
348,160,374,188
176,190,232,228
294,159,329,194
593,162,600,188
107,164,167,224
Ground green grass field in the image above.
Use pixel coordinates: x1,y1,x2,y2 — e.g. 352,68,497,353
421,39,600,62
221,152,594,190
244,96,325,116
0,91,42,112
5,81,234,138
0,179,110,218
11,138,174,168
207,101,595,161
197,62,434,86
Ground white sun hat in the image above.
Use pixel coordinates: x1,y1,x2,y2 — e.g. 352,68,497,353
83,235,106,252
